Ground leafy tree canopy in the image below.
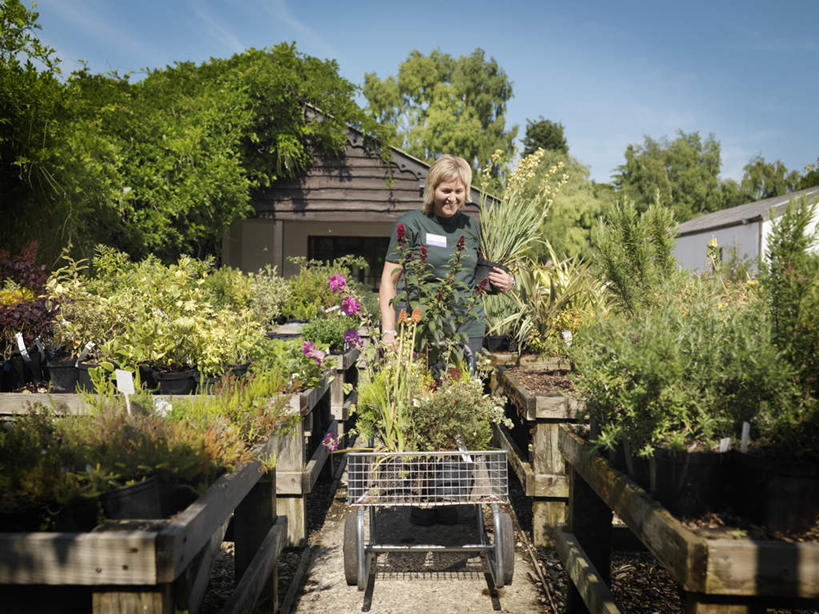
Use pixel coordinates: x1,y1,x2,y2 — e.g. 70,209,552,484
613,130,726,221
522,117,568,156
362,48,517,182
1,4,384,263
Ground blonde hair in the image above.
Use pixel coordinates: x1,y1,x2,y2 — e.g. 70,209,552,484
422,155,472,215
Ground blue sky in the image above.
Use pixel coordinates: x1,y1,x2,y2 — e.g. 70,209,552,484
31,0,818,184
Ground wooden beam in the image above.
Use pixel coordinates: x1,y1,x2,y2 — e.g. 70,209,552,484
559,426,709,592
555,528,621,614
220,518,287,614
0,530,160,585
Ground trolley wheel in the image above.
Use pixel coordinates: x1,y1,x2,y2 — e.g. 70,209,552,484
495,512,515,588
343,513,359,586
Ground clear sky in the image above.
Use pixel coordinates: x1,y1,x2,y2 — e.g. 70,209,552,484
30,0,818,184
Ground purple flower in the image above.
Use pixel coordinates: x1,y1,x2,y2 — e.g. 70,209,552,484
341,295,361,316
322,432,339,452
329,273,347,294
301,341,326,365
344,328,362,348
396,223,406,246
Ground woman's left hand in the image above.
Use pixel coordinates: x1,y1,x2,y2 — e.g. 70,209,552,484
489,267,515,293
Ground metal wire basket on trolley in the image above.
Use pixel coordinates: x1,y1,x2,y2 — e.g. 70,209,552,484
343,450,514,590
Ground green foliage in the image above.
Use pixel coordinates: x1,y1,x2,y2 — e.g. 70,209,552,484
302,316,358,352
571,276,803,456
494,246,609,354
282,256,366,321
409,366,507,451
362,48,517,175
592,198,677,313
1,8,386,262
249,265,292,329
532,151,615,260
738,155,801,202
760,196,819,400
522,117,568,155
613,131,728,221
477,148,568,267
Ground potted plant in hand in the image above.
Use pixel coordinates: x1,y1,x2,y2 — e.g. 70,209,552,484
475,148,568,293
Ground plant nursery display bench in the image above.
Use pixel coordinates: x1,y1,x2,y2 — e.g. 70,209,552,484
0,435,286,614
556,425,819,614
342,450,515,591
489,358,581,547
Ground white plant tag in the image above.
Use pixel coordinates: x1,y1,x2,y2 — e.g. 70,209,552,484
15,333,30,361
33,336,45,354
77,341,95,363
718,437,731,453
115,369,135,415
741,421,750,454
426,233,447,248
115,370,135,395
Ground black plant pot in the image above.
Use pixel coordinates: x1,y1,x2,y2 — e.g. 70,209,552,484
434,460,475,501
475,258,509,295
100,475,163,520
46,359,78,393
138,364,158,391
75,362,104,392
731,453,819,533
156,369,199,395
484,334,514,352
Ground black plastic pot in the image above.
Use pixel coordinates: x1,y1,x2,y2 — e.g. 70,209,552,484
732,453,819,532
475,258,509,295
483,334,515,352
137,364,158,391
434,459,475,501
75,362,104,392
100,476,163,520
46,359,78,393
156,369,199,395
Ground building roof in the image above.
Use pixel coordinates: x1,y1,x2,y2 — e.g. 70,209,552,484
676,187,819,237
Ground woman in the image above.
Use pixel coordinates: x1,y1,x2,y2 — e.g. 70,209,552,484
379,154,514,358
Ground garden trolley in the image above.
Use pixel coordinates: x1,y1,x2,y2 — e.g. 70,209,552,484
343,450,514,590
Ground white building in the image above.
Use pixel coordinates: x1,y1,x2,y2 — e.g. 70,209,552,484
673,187,819,272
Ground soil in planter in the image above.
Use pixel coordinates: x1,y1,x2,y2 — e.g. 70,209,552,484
504,367,574,395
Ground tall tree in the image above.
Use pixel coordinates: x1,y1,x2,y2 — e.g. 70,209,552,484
739,155,800,201
522,117,568,155
613,131,726,221
362,48,517,178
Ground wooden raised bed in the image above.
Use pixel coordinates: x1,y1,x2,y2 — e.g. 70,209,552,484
0,435,287,614
557,425,819,614
0,370,338,549
326,347,359,442
491,364,582,546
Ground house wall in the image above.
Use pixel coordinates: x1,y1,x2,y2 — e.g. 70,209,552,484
760,207,819,259
673,221,762,272
222,218,395,276
280,220,395,278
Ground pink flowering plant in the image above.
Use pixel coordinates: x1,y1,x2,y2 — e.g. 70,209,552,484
393,223,484,366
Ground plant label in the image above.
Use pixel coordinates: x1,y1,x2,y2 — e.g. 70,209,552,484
33,336,45,355
15,333,30,361
741,421,750,454
718,437,731,453
425,233,447,248
115,370,135,396
77,341,95,363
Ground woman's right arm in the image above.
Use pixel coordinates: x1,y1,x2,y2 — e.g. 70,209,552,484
379,261,403,346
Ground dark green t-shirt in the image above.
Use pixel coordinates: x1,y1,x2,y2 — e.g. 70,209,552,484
385,209,484,338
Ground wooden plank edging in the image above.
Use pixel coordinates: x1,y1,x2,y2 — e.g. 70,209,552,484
557,425,709,591
554,527,621,614
219,517,287,614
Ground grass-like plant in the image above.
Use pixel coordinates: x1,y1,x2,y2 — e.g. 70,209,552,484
477,148,568,268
